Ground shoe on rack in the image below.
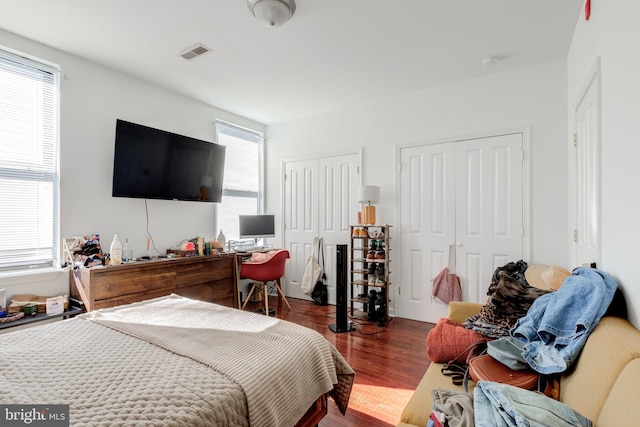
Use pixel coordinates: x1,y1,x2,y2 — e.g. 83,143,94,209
374,251,385,260
368,263,377,276
369,240,378,251
376,264,386,285
367,250,375,260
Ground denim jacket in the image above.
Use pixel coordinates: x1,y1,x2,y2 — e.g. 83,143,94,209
474,381,592,426
510,267,617,374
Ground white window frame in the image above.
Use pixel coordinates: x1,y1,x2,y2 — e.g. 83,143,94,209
214,120,264,242
0,48,60,273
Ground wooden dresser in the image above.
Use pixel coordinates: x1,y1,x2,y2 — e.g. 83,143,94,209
70,254,237,311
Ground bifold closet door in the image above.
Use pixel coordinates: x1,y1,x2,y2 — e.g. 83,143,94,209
283,153,360,304
398,133,524,323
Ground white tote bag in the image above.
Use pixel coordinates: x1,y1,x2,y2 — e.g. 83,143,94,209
301,237,322,295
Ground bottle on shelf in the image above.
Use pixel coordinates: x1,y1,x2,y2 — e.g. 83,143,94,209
0,288,6,316
197,236,205,256
217,230,226,252
110,234,123,265
122,237,133,262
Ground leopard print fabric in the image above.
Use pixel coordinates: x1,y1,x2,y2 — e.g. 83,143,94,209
464,261,550,338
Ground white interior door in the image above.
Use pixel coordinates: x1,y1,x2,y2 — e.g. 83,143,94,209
283,159,319,301
398,133,526,323
455,134,524,304
318,154,360,305
398,143,456,322
574,61,600,267
283,153,360,303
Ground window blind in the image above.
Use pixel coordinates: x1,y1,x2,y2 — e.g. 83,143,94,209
0,51,59,271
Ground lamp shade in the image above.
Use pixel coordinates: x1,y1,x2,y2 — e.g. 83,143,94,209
248,0,296,27
359,185,380,204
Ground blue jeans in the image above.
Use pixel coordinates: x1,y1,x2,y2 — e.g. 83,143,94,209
474,381,592,427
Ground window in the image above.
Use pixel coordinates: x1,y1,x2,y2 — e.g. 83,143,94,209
0,49,59,272
215,121,264,242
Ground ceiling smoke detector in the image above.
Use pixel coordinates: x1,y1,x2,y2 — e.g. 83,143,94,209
481,56,501,67
180,44,211,60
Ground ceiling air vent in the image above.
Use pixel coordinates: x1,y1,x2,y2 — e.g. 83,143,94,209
180,44,211,60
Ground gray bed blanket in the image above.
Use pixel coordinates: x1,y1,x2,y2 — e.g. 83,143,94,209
0,309,249,426
87,294,354,427
0,294,354,427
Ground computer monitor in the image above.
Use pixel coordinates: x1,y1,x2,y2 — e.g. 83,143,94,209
239,215,276,240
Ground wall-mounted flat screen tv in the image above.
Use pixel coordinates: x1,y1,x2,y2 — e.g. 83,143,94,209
112,119,226,203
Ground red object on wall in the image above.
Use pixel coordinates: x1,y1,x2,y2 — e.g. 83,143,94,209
585,0,591,20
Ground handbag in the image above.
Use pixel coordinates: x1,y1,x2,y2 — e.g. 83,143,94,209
432,244,462,304
466,354,556,398
301,237,322,295
486,336,530,371
441,340,488,387
311,238,328,305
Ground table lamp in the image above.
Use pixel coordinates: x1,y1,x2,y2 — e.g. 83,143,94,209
359,185,380,225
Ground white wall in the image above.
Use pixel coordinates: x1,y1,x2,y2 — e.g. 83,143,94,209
266,59,571,312
0,30,264,301
568,2,640,328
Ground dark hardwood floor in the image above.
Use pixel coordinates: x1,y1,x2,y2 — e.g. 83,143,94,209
243,296,435,427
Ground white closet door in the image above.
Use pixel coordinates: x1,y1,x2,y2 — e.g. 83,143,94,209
283,159,319,301
455,134,524,304
283,153,360,303
398,133,525,323
398,143,456,322
318,154,360,305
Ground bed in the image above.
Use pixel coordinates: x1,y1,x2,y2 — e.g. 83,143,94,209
0,294,354,426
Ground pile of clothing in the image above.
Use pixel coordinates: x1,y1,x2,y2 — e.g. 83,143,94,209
462,261,566,337
427,262,619,426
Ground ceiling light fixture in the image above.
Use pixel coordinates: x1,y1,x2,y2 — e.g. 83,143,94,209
247,0,296,27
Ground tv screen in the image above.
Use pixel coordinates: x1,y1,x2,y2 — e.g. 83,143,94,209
112,119,226,203
239,215,276,239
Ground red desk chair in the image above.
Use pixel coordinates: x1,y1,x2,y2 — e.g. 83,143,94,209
240,249,291,316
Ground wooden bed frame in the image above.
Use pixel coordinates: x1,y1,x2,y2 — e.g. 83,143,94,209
296,395,328,427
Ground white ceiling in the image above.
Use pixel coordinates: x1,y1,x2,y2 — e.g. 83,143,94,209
0,0,582,125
